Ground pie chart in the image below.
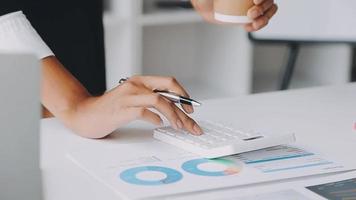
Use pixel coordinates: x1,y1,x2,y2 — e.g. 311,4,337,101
119,166,183,186
181,158,242,176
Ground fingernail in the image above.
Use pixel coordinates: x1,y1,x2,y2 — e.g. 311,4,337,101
193,124,203,135
177,120,183,129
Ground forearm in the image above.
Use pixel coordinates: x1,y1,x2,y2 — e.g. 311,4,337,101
41,56,124,138
41,57,90,113
41,57,99,136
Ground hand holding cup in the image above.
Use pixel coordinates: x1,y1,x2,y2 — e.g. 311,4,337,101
191,0,278,32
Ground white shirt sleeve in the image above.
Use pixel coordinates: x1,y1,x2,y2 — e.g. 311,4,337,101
0,11,54,59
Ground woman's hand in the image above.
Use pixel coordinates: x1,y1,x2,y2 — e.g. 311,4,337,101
67,76,203,138
191,0,278,32
244,0,278,32
41,57,202,139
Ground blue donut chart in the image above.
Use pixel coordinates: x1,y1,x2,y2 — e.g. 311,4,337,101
182,158,242,177
119,166,183,186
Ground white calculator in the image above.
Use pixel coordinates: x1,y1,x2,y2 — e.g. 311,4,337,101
154,121,296,159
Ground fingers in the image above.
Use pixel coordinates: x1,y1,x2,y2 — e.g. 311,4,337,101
130,76,194,114
245,2,278,32
256,0,275,13
124,93,202,135
117,77,201,134
124,94,183,130
251,4,277,30
249,0,274,18
264,3,278,19
136,108,163,126
173,106,203,135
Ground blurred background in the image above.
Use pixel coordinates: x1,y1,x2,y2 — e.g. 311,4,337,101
103,0,356,99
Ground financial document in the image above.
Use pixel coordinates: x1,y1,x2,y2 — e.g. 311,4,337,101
236,171,356,200
224,190,311,200
68,141,354,200
307,177,356,200
168,171,356,200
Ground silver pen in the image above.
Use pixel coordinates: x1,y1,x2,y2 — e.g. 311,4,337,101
119,78,202,107
154,89,202,107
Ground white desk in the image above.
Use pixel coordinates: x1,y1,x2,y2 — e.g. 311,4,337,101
40,84,356,200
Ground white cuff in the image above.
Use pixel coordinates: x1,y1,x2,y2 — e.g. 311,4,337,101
0,11,54,59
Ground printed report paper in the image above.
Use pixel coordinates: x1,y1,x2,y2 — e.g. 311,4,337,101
203,169,356,200
67,141,355,200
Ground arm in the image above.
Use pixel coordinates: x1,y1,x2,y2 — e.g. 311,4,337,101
0,11,202,139
191,0,278,32
41,56,203,138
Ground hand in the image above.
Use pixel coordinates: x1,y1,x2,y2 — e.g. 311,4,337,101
191,0,278,32
71,76,203,138
245,0,278,32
